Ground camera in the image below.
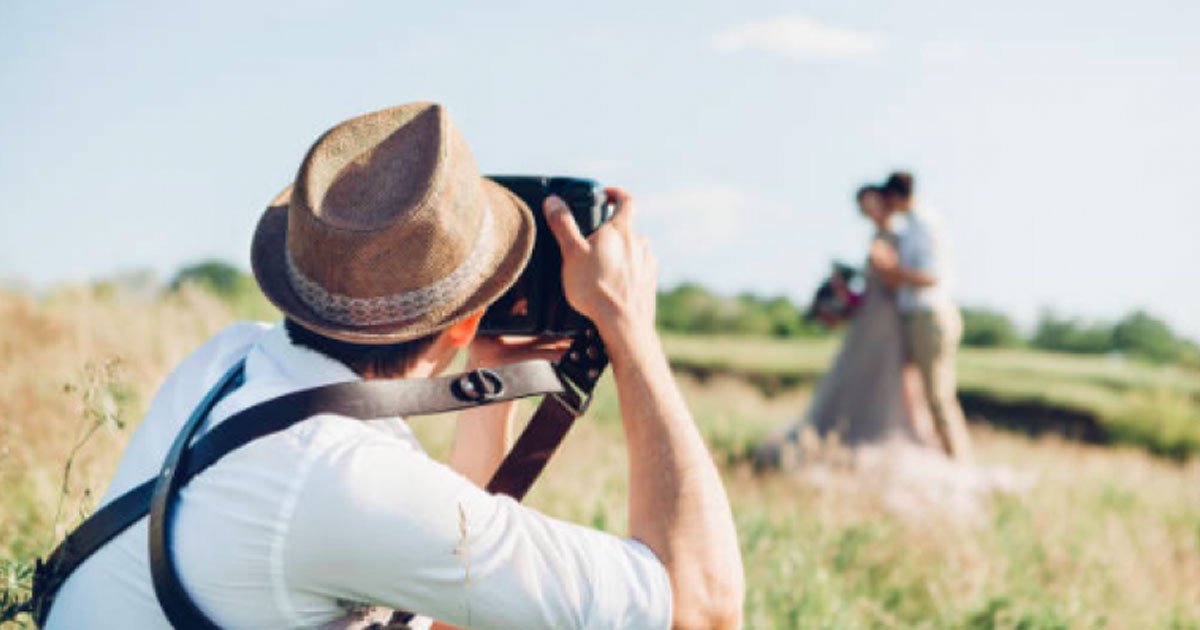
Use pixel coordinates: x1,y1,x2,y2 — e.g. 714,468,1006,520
481,176,615,336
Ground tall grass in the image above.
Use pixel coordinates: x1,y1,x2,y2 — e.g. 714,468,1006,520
1,289,1198,627
0,287,233,625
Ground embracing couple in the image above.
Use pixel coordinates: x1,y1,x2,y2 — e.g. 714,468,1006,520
758,172,973,467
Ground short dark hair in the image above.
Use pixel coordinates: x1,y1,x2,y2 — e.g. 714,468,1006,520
285,318,439,378
855,185,882,203
882,171,915,199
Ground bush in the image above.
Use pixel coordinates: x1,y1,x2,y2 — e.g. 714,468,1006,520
170,260,245,297
655,283,728,334
656,284,822,338
1030,309,1195,366
1177,341,1200,371
1031,312,1116,355
168,260,277,321
961,307,1022,348
1112,311,1179,364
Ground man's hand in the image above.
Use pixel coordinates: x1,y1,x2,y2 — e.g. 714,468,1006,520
543,189,658,339
881,266,937,289
466,335,571,370
453,187,659,490
542,189,745,629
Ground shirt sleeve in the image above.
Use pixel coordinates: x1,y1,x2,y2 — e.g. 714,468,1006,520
908,219,941,277
282,428,672,630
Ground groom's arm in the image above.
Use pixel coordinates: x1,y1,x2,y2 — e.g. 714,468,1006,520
884,267,937,288
883,221,941,288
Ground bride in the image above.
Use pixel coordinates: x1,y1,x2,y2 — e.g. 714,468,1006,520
754,185,931,468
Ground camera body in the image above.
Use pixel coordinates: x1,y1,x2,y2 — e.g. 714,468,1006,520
481,176,615,336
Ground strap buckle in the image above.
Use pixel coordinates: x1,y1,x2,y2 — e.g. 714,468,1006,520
451,368,506,403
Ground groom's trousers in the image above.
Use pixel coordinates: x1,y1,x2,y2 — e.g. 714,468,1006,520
903,307,973,461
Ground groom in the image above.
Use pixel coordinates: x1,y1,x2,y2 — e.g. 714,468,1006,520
879,172,973,461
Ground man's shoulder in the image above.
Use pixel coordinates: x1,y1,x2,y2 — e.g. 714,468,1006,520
184,321,274,374
211,320,275,344
274,412,421,455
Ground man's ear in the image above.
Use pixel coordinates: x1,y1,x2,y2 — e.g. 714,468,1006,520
444,311,484,349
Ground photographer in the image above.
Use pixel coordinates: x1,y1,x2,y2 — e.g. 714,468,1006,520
43,103,743,629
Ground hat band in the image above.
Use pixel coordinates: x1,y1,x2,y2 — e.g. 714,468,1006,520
284,207,496,327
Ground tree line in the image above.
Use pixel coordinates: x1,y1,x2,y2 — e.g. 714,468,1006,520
657,283,1200,368
165,261,1198,368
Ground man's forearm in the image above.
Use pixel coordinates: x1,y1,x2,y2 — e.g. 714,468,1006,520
890,266,937,288
602,319,744,628
449,371,516,487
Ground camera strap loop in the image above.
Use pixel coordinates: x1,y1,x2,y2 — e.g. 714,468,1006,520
487,329,607,499
32,328,608,628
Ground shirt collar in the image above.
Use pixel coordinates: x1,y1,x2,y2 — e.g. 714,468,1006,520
251,321,362,389
239,322,420,442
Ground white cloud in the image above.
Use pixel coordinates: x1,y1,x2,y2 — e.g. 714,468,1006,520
712,15,885,60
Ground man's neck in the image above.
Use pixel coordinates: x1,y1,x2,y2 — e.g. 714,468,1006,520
360,353,452,381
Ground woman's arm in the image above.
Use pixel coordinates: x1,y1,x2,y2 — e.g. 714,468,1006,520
869,238,898,274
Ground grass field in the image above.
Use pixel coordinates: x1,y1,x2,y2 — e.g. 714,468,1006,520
2,288,1199,628
664,335,1200,460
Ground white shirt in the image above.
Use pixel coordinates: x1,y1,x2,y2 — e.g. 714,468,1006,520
896,205,956,313
47,323,671,629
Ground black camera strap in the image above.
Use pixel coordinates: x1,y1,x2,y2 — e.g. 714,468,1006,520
31,330,607,628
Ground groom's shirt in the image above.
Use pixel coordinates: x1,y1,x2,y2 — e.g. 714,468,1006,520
896,205,955,313
46,322,672,630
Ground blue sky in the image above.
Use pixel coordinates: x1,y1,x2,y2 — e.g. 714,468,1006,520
2,1,1198,337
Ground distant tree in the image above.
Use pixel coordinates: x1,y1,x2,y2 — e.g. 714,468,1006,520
761,295,807,337
961,307,1023,348
1112,310,1180,364
170,260,245,298
1031,311,1115,355
656,284,821,337
656,283,724,334
1030,308,1195,365
730,293,776,336
168,259,277,320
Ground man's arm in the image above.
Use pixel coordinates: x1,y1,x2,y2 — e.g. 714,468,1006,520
448,343,522,487
883,266,937,288
449,337,569,487
545,190,745,629
447,391,516,487
881,220,939,288
285,428,675,630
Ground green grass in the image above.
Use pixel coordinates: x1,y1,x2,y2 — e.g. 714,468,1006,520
663,334,1200,459
418,373,1200,628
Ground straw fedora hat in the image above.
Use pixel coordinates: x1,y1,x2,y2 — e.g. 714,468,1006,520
251,102,534,344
